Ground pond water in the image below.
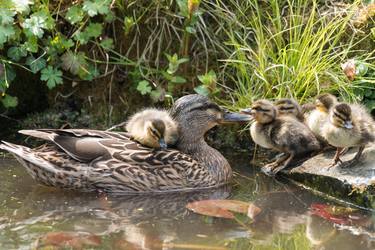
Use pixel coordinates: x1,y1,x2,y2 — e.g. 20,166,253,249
0,155,374,250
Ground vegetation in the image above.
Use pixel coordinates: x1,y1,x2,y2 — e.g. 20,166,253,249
0,0,374,114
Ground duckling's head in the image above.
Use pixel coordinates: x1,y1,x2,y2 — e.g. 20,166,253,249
246,99,277,124
330,103,353,129
145,119,167,149
274,98,302,119
171,94,252,142
316,94,337,113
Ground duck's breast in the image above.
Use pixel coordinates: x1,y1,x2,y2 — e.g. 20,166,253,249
250,122,273,149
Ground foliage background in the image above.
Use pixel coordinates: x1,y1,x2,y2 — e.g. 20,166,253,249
0,0,374,140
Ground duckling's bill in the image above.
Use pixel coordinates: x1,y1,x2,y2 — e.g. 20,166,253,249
158,138,167,149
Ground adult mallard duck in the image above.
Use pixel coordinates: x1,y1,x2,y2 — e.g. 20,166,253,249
0,95,251,194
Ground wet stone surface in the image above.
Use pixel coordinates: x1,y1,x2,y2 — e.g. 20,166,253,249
283,146,375,208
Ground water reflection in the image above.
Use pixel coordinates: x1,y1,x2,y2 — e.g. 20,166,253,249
0,158,375,249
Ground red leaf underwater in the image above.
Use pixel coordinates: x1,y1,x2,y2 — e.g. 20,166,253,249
37,231,102,249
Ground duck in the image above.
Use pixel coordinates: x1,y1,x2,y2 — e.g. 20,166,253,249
306,93,337,141
124,108,178,149
0,95,252,194
242,100,320,175
321,102,375,168
274,98,304,122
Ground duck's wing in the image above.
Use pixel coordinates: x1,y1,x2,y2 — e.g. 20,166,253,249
19,129,136,162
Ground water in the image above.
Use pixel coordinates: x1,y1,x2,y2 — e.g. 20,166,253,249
0,156,374,250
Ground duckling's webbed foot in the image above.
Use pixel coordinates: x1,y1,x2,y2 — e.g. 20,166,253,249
327,147,344,169
262,153,293,176
340,146,365,168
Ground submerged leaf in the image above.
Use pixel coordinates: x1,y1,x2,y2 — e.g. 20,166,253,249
38,231,101,249
186,199,261,219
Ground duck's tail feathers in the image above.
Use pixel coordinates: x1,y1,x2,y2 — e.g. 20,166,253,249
0,141,58,174
19,130,55,141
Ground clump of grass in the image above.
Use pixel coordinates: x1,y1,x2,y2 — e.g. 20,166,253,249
205,0,366,108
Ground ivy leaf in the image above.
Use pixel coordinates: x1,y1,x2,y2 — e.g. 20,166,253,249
74,23,103,44
65,5,85,25
0,25,15,46
26,56,46,73
7,46,27,61
23,15,46,38
85,22,103,39
12,0,33,13
1,94,18,108
24,35,38,52
40,66,63,89
83,0,111,17
100,38,114,50
136,80,152,95
0,9,15,25
61,50,87,75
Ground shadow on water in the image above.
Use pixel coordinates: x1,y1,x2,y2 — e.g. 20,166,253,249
0,154,375,249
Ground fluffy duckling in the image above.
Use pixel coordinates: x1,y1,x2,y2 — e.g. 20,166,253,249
322,103,375,168
306,93,337,140
242,100,320,174
275,98,304,122
125,108,178,149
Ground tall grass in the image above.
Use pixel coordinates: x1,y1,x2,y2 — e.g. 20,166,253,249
204,0,363,107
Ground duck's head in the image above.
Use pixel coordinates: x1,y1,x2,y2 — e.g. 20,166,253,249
330,103,353,129
274,98,302,119
241,99,277,124
144,119,167,149
316,93,337,113
171,95,252,141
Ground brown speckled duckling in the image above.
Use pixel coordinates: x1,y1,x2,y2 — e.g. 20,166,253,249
243,100,320,175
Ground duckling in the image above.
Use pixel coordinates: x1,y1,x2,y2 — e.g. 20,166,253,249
242,100,320,174
125,108,178,149
274,98,304,122
306,93,337,141
322,103,375,168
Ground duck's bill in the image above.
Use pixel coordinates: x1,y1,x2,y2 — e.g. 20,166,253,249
240,108,252,115
220,112,253,124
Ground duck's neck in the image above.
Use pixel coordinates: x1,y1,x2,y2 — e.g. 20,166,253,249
177,135,232,184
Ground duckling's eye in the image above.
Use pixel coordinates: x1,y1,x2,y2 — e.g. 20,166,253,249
150,128,161,138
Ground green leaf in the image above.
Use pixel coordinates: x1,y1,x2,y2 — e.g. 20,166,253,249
194,85,210,96
26,56,46,73
100,38,114,50
78,63,99,81
61,51,87,75
0,64,16,89
136,80,152,95
185,26,196,34
85,22,103,38
40,66,63,89
23,15,46,38
24,35,38,52
74,23,103,44
7,46,27,61
83,0,111,17
198,70,217,86
0,25,15,46
171,76,187,84
355,62,368,77
1,94,18,108
65,5,85,25
12,0,33,13
0,9,15,25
